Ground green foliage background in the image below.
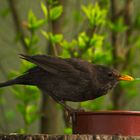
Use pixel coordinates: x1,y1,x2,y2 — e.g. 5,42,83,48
0,0,140,134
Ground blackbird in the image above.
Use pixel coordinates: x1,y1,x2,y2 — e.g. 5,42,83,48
0,54,134,111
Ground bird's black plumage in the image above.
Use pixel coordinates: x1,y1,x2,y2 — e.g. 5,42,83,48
0,54,121,105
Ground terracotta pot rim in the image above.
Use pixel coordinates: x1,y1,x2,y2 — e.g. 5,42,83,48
75,110,140,115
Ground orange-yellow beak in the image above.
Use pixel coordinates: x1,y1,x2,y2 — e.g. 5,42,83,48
118,75,134,81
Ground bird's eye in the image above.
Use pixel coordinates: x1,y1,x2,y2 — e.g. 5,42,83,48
108,72,113,77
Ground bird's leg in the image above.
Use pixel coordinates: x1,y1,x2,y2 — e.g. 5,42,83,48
55,99,76,114
50,94,73,112
58,100,86,124
51,95,85,123
51,97,75,122
58,100,79,123
59,100,75,112
57,100,85,113
52,96,81,117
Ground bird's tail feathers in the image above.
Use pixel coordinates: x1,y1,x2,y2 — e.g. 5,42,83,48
0,78,20,88
0,75,31,88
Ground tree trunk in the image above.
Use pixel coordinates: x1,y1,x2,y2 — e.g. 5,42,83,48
110,0,133,109
40,0,66,134
40,93,65,134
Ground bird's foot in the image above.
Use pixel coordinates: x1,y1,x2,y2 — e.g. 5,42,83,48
65,108,85,124
59,100,85,123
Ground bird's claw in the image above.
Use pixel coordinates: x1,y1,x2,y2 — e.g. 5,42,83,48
65,107,85,123
57,100,85,123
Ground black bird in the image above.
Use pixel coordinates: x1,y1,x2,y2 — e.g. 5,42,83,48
0,54,134,111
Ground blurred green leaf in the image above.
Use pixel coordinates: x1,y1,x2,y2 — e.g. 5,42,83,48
120,81,138,100
28,10,37,26
0,8,10,18
24,37,30,47
41,2,48,17
34,19,47,30
78,32,89,48
108,18,128,33
61,49,71,58
42,31,63,44
53,34,63,43
25,35,39,47
28,10,47,31
25,86,40,101
47,0,58,5
18,128,26,134
134,12,140,29
81,96,105,110
26,105,39,125
0,88,4,95
28,19,47,31
17,103,26,116
61,39,77,49
5,110,15,121
82,3,107,27
20,60,35,72
133,36,140,48
50,6,63,20
90,34,104,47
41,30,49,39
11,86,24,101
64,127,72,134
60,39,78,57
26,105,37,113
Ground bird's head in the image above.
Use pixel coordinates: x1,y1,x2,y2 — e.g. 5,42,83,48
95,65,134,91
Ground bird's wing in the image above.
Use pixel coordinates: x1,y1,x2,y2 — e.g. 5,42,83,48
65,58,93,73
20,54,79,75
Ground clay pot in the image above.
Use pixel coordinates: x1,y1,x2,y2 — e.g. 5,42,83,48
72,111,140,136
